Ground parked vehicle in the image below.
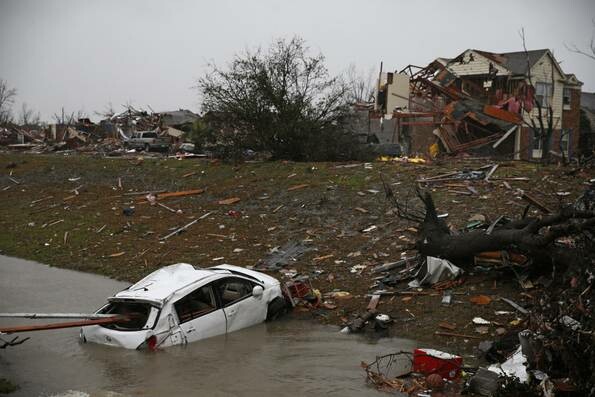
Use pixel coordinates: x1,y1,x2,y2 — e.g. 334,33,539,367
79,263,287,349
124,131,170,152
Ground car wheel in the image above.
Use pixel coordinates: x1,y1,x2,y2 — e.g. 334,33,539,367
144,143,150,152
266,297,288,321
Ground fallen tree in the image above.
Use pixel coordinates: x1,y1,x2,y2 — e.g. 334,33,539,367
384,181,595,395
385,182,595,271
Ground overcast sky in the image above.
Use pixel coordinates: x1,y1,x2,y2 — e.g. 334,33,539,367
1,0,594,122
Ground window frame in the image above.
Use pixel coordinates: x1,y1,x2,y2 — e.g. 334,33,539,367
216,277,258,308
535,82,553,108
559,129,570,153
174,284,220,324
563,87,571,108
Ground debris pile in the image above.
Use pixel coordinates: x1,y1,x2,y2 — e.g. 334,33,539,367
359,177,595,396
0,107,201,156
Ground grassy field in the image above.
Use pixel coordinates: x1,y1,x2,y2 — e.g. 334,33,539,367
1,152,592,354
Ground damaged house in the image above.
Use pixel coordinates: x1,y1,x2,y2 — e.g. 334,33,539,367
371,48,583,160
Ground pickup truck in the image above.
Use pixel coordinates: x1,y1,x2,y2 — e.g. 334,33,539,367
124,131,170,152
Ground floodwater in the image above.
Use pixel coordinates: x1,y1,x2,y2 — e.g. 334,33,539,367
0,255,416,397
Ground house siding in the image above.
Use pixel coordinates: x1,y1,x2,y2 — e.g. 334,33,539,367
525,53,564,123
447,50,509,77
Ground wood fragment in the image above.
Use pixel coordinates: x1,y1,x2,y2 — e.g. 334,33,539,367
96,224,106,233
287,184,309,191
438,321,457,330
313,254,334,262
367,294,381,311
108,251,125,257
157,189,204,200
30,196,53,205
470,295,492,305
123,190,167,196
218,197,240,205
272,205,284,213
160,211,212,240
0,316,131,334
435,331,481,339
182,171,197,178
45,219,64,228
354,207,369,214
157,202,177,213
484,164,499,181
63,231,69,245
521,193,552,214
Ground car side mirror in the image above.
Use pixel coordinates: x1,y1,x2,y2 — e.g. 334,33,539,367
252,285,264,298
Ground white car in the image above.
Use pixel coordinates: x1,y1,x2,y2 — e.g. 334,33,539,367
80,263,286,350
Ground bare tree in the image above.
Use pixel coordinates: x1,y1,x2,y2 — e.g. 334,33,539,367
0,79,17,125
519,28,557,163
18,102,41,126
95,102,116,119
565,19,595,62
54,106,81,125
345,64,375,104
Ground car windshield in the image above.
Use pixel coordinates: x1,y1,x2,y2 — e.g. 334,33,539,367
143,132,157,138
98,301,159,331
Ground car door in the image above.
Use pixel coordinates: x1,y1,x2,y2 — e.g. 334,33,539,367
173,283,226,344
216,277,267,333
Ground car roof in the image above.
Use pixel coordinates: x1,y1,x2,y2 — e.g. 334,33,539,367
113,263,227,303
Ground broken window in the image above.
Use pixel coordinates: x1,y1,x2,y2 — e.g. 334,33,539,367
217,277,255,306
535,82,553,108
174,285,218,323
99,301,159,331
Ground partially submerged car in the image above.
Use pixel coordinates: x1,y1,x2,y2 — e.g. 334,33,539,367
80,264,287,349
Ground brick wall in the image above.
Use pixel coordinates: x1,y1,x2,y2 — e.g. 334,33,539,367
562,88,581,157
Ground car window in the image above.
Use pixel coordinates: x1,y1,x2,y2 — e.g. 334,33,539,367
143,132,157,138
217,277,255,306
99,301,159,331
174,285,218,324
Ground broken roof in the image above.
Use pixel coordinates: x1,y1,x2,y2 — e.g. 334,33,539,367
497,49,549,76
449,48,551,76
159,109,200,127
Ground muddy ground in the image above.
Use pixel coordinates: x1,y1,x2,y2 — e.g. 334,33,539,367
1,151,592,361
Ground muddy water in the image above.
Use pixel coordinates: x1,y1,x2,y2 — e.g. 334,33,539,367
0,255,416,397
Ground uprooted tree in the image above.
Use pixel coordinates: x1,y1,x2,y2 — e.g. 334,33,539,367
385,183,595,272
197,36,361,161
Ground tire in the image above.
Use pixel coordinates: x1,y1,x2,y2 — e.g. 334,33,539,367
266,297,288,321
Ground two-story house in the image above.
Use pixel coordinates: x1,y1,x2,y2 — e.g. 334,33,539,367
443,49,583,160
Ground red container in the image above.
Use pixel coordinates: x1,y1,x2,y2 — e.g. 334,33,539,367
413,348,462,380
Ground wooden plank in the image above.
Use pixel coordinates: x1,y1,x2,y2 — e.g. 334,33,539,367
435,331,481,339
521,193,552,214
156,189,204,200
367,294,381,311
287,184,309,191
0,316,130,334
